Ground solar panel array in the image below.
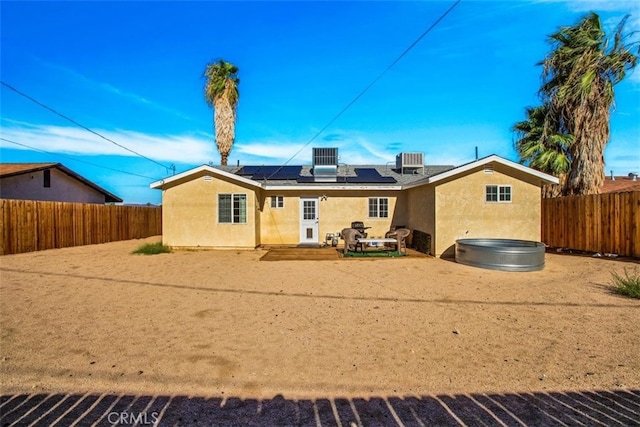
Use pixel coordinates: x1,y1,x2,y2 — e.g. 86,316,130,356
236,166,397,183
348,168,397,183
238,166,302,180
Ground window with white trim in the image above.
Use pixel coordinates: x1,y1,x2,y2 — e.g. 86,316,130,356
270,195,284,209
486,185,511,203
218,194,247,223
368,197,389,218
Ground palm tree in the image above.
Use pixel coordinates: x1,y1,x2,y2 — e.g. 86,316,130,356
204,59,239,166
513,103,572,197
539,12,638,195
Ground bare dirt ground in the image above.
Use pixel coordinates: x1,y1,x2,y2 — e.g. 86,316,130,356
1,236,639,401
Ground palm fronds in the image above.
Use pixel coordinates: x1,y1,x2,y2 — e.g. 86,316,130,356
204,59,240,166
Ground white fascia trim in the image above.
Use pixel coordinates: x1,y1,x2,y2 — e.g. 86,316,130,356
263,184,403,191
402,155,559,189
150,165,262,189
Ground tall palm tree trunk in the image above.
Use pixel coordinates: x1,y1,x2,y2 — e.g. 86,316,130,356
564,90,610,195
213,94,235,166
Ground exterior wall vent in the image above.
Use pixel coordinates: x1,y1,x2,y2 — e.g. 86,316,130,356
484,165,494,174
396,152,424,174
313,148,338,182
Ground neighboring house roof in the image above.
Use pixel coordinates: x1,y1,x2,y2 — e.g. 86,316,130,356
151,154,558,191
0,163,123,203
601,176,640,193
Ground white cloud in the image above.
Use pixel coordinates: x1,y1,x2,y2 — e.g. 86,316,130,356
0,121,214,164
234,141,308,162
2,121,634,178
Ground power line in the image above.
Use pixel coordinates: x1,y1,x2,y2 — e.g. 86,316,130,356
268,0,462,179
0,137,161,181
0,81,173,173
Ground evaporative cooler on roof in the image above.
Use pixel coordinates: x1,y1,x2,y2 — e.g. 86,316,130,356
313,148,338,182
396,152,424,175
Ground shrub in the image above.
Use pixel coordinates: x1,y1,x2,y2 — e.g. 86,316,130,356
132,242,171,255
611,267,640,299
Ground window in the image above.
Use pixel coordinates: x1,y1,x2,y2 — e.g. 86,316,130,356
43,169,51,188
218,194,247,223
368,197,389,218
486,185,511,203
271,195,284,209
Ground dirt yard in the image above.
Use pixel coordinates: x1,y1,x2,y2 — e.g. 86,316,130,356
1,237,638,400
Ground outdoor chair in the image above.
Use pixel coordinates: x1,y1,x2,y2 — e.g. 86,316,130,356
341,228,364,252
385,228,411,253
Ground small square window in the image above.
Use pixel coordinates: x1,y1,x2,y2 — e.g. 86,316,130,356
486,185,511,203
499,186,511,202
271,196,284,209
368,198,389,218
485,185,498,202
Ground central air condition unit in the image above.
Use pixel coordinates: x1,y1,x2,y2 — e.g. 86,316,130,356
313,147,338,166
313,147,338,182
396,152,424,174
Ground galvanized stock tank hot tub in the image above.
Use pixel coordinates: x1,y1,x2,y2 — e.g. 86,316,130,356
455,238,546,272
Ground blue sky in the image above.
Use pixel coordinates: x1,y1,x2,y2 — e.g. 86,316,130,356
1,0,638,204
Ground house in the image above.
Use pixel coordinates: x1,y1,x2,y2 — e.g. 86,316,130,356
0,163,122,204
601,174,640,193
150,150,558,257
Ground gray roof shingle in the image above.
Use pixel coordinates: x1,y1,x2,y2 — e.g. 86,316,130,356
214,164,455,186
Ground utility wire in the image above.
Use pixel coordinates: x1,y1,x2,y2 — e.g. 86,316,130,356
0,81,173,173
0,137,160,181
267,0,461,179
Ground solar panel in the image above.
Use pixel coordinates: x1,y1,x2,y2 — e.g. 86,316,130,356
348,168,397,183
245,165,302,180
296,176,315,183
237,166,261,176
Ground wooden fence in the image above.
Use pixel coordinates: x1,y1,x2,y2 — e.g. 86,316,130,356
0,199,162,255
541,191,640,258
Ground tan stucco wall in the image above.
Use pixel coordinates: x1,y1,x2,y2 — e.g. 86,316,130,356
434,165,543,257
161,172,258,248
259,190,400,245
405,185,436,251
0,169,107,203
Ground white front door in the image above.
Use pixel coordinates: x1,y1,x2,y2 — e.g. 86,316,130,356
299,197,319,244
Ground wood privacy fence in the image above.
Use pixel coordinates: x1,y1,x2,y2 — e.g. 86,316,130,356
541,191,640,258
0,199,162,255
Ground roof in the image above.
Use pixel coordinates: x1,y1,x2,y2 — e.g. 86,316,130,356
0,163,123,203
0,163,59,176
151,163,455,190
602,176,640,193
151,154,558,191
404,155,559,188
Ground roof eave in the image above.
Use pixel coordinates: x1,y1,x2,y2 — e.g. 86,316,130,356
150,165,262,189
403,155,559,188
263,184,403,191
54,164,123,202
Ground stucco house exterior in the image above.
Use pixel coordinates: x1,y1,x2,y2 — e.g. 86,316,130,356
0,163,122,204
151,150,558,257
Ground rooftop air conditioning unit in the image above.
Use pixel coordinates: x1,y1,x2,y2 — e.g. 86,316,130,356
313,147,338,182
396,152,424,174
313,147,338,166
